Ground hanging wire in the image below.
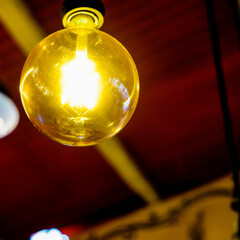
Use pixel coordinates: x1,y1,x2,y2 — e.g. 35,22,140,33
206,0,240,238
229,0,240,48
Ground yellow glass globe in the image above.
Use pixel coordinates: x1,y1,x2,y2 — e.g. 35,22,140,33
20,16,139,146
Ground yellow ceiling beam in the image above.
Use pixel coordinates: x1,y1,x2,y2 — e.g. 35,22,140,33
0,0,46,55
97,138,159,204
0,0,159,204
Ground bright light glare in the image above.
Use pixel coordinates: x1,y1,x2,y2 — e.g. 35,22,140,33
61,50,101,109
30,228,69,240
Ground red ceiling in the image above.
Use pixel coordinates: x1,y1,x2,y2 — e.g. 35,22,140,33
0,0,240,239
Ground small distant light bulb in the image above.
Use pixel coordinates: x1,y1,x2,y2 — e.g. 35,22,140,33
30,228,69,240
0,92,19,138
20,0,139,146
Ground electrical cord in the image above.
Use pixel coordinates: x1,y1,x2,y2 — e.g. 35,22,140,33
206,0,240,238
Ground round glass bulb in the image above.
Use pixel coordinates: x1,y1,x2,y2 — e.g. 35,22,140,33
20,16,139,146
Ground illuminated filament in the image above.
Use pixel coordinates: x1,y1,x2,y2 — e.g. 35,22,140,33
61,50,100,109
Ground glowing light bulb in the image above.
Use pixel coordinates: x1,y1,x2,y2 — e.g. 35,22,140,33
20,0,139,146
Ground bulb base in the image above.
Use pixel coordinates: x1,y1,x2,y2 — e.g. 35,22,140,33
61,0,105,28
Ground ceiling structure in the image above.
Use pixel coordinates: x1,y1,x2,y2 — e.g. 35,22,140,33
0,0,239,239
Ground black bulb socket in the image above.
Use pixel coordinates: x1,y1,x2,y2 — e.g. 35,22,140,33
61,0,105,20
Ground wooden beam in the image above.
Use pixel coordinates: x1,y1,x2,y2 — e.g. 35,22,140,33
0,0,46,54
97,138,159,204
